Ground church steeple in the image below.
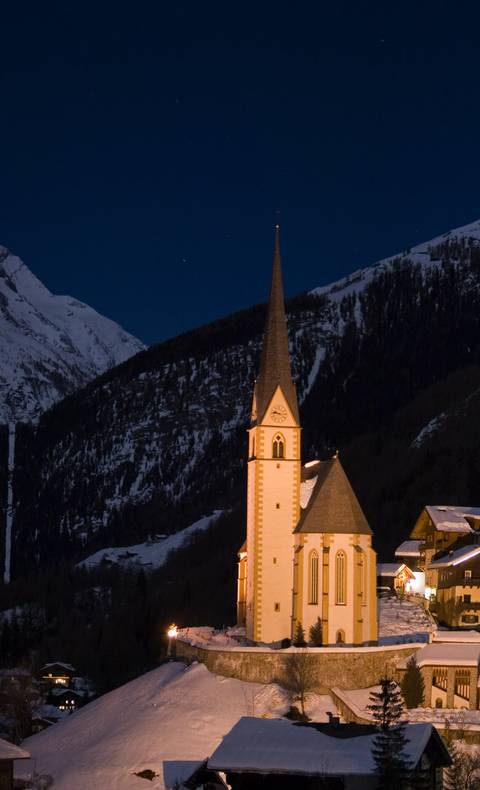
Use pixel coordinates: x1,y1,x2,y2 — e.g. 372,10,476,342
253,225,299,424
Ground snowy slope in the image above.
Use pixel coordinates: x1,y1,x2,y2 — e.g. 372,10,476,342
20,662,336,790
311,217,480,303
0,246,145,422
77,511,222,571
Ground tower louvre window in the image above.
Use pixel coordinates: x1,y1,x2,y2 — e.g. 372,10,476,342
272,433,285,459
308,550,319,605
335,551,347,605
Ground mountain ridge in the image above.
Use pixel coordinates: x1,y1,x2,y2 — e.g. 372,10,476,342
0,245,145,423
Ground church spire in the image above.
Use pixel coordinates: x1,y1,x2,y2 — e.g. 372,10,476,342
253,226,299,424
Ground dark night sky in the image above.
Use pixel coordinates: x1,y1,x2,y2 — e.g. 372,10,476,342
1,2,480,345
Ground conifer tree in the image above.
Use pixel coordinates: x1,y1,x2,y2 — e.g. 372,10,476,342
293,622,306,647
401,657,425,709
367,677,411,788
309,617,323,646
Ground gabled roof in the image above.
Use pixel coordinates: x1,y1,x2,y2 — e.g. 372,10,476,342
253,226,299,425
207,716,450,776
395,540,422,557
377,562,414,578
426,506,480,533
0,736,30,760
295,457,371,535
428,544,480,569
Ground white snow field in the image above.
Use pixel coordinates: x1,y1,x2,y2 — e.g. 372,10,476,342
0,246,145,422
77,511,222,571
20,662,336,790
378,597,434,645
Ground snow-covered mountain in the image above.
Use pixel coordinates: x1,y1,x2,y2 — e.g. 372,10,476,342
11,216,480,571
0,246,145,423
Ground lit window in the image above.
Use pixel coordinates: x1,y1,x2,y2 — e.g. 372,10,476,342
335,551,346,605
272,434,285,459
465,570,472,580
308,551,319,605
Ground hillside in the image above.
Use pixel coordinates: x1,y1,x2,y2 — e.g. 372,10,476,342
20,662,333,789
8,217,480,577
0,245,145,423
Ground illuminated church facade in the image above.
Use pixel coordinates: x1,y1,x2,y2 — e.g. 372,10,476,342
237,229,378,646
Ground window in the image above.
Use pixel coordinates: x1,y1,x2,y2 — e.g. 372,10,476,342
336,630,345,644
464,594,471,603
272,434,285,459
308,551,319,605
432,668,448,692
455,670,470,701
274,602,280,612
276,503,280,509
462,614,478,624
335,551,346,605
435,698,443,709
465,570,472,580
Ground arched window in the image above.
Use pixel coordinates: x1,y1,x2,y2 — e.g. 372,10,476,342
272,434,285,459
335,551,346,605
435,698,443,709
336,630,345,644
308,551,319,605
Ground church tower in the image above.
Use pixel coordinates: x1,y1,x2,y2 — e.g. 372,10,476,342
242,226,301,643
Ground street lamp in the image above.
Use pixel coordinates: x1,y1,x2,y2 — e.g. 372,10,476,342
167,624,178,658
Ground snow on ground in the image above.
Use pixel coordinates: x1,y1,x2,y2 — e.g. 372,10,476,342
20,662,337,790
77,511,222,571
378,597,434,645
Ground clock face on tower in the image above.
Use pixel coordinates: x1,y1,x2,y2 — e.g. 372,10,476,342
270,403,287,423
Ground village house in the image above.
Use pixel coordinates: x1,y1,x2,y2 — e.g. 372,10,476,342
37,661,76,689
200,716,450,790
237,228,377,646
429,544,480,627
377,562,416,595
0,737,30,790
407,506,480,599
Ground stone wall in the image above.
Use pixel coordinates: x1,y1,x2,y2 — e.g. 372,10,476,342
176,639,421,692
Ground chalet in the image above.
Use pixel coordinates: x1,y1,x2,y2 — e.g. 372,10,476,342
408,506,480,598
397,642,480,710
201,716,450,789
49,687,85,712
429,545,480,627
395,539,425,594
38,662,76,688
0,738,30,790
377,562,415,594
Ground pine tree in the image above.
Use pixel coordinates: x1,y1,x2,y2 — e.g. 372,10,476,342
401,657,425,709
293,622,306,647
367,677,411,788
309,617,323,646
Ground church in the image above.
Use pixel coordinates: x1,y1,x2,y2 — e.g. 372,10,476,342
236,228,378,647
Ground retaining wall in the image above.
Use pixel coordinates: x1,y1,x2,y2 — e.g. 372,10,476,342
176,639,422,692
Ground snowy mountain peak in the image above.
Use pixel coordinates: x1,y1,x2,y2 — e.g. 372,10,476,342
0,246,145,423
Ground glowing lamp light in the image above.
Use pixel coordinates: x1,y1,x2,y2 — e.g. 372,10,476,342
167,624,178,639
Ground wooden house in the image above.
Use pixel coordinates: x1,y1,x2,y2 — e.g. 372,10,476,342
0,738,30,790
429,544,480,627
200,716,450,789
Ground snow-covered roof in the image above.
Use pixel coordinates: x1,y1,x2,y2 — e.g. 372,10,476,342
433,630,480,644
426,506,480,533
300,475,317,509
0,736,30,760
208,717,444,776
398,642,480,669
377,562,412,577
395,540,422,557
41,662,75,673
428,544,480,569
